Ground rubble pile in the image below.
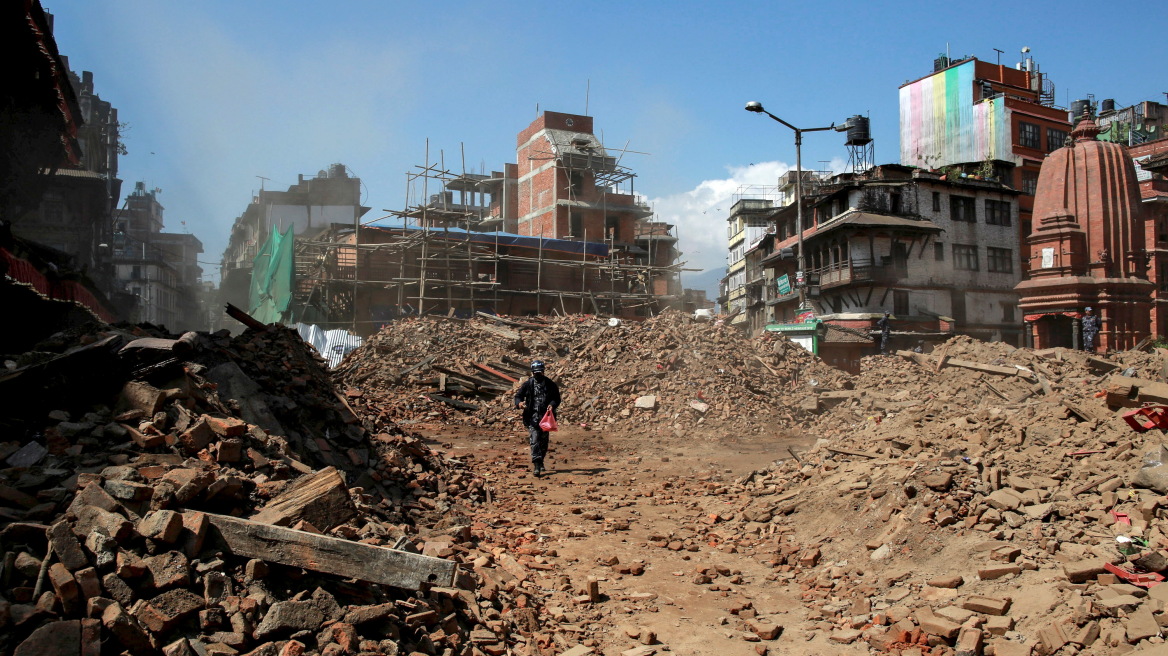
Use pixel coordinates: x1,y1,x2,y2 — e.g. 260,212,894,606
335,312,849,435
632,338,1168,654
0,321,571,656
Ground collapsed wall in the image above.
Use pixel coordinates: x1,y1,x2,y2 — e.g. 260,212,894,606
0,320,550,655
334,311,850,437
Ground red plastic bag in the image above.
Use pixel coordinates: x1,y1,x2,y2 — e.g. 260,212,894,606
539,407,558,432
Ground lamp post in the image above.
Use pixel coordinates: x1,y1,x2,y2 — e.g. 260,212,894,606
744,101,835,312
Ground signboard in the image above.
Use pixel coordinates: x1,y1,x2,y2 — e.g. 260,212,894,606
1041,247,1054,269
795,310,816,324
795,270,805,285
776,274,792,296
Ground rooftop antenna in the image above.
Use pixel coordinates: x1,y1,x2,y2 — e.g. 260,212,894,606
993,48,1004,65
585,79,590,116
256,175,270,192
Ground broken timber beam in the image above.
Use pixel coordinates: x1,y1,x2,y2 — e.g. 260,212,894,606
426,394,481,411
474,323,522,341
470,362,518,383
225,303,266,330
431,365,509,393
396,355,437,381
896,350,1030,378
204,512,456,589
825,446,880,459
475,311,546,330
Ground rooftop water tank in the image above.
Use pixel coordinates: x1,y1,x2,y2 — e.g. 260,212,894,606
845,116,871,146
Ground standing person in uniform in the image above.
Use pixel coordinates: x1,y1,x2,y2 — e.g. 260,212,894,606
876,312,892,355
1082,306,1101,352
514,360,561,477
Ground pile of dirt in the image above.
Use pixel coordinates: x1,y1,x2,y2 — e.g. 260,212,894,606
631,337,1168,654
0,322,563,656
334,312,850,437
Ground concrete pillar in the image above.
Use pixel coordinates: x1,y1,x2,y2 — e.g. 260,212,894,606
1073,317,1082,351
1023,321,1034,349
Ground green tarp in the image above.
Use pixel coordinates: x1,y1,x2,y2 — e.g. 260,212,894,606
248,227,295,324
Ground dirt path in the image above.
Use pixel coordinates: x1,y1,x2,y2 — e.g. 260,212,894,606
412,420,872,656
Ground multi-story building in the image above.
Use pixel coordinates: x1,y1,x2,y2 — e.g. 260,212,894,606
11,67,122,277
899,54,1071,271
274,113,681,332
760,164,1023,346
112,183,206,330
218,164,369,329
723,197,776,329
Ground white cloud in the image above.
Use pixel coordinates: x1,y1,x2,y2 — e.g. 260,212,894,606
649,158,849,276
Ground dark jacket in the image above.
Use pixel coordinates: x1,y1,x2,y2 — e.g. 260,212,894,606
514,375,561,428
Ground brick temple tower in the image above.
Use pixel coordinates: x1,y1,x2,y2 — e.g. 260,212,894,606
1015,115,1153,350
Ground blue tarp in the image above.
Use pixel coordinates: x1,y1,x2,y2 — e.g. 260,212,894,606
363,223,609,258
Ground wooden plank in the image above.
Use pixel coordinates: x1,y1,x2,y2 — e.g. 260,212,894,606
1063,398,1112,422
825,446,881,459
426,394,481,411
934,346,950,373
475,311,547,330
251,466,355,531
470,362,518,383
754,356,780,377
1072,474,1118,496
475,323,522,341
395,355,437,382
432,365,509,393
205,513,456,589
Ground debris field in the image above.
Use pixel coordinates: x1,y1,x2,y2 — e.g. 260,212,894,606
4,308,1168,655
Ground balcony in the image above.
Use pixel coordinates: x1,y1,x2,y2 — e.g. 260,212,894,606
813,259,901,288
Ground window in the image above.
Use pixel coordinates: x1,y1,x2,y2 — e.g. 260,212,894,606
1046,128,1068,152
934,242,945,261
569,171,584,195
1021,170,1039,196
953,244,979,271
569,212,582,237
950,195,976,222
606,216,620,242
985,199,1012,226
889,192,902,214
1019,122,1040,149
932,192,941,212
893,290,909,316
1001,302,1015,322
987,247,1013,273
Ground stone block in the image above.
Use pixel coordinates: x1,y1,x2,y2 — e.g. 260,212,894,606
963,595,1011,616
48,521,89,571
1063,559,1107,583
138,510,183,543
102,602,153,653
254,600,325,639
135,588,204,633
143,551,190,589
977,564,1021,580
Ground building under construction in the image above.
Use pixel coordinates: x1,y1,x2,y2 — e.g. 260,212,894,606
227,112,686,335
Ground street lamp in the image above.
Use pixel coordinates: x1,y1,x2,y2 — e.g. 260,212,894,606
744,101,835,312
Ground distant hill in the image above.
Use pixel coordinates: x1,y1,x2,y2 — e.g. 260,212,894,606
680,268,725,310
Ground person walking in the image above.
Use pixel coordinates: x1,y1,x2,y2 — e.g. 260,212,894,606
1082,306,1100,352
876,312,892,355
514,360,561,477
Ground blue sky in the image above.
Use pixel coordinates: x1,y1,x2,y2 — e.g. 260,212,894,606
45,1,1166,286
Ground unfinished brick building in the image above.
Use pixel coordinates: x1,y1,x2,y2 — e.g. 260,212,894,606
282,112,683,334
